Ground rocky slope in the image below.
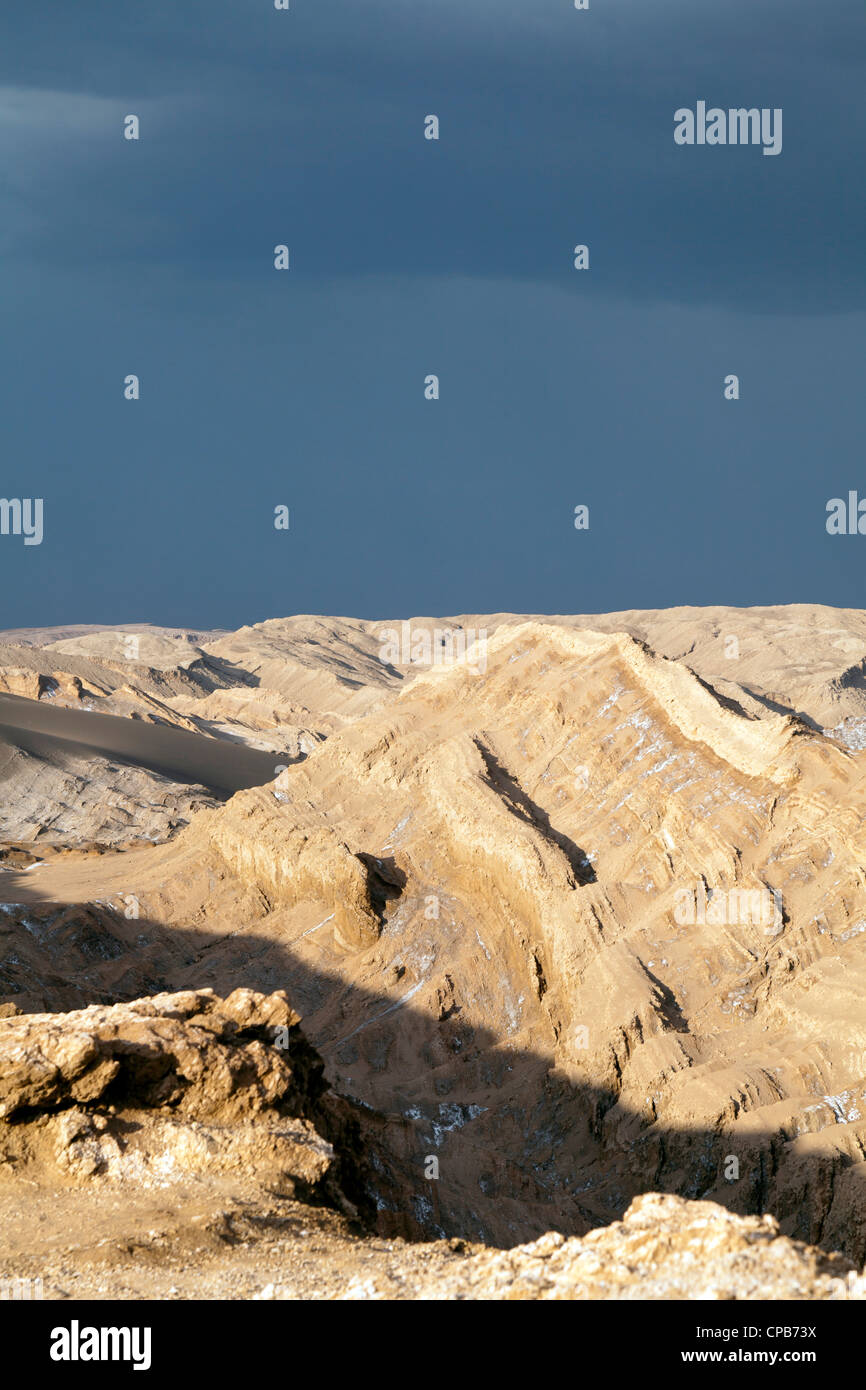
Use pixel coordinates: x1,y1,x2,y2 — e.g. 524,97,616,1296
0,988,863,1301
2,607,866,1291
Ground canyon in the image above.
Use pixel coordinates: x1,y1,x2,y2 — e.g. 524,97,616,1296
2,606,866,1297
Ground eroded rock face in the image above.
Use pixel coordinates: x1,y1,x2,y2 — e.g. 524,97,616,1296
0,989,356,1205
149,624,866,1254
6,609,866,1257
206,800,382,954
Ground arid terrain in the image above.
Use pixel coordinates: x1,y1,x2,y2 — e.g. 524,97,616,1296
3,606,866,1299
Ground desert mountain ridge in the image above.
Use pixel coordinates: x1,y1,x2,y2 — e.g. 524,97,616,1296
3,604,866,1295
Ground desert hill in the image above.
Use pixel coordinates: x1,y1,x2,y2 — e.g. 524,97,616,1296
2,606,866,1286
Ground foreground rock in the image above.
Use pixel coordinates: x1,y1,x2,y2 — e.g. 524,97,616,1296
1,1184,863,1301
333,1194,866,1301
0,988,361,1208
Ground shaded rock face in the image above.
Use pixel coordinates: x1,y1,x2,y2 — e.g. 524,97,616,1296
0,989,365,1213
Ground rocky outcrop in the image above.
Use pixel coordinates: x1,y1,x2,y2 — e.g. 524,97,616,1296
206,796,384,952
332,1193,866,1300
0,989,361,1208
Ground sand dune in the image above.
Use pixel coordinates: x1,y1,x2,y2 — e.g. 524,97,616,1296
0,692,279,796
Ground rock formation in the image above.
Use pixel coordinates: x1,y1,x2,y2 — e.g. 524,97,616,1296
3,606,866,1294
0,988,362,1210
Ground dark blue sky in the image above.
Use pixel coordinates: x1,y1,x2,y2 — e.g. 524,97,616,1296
1,0,864,628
